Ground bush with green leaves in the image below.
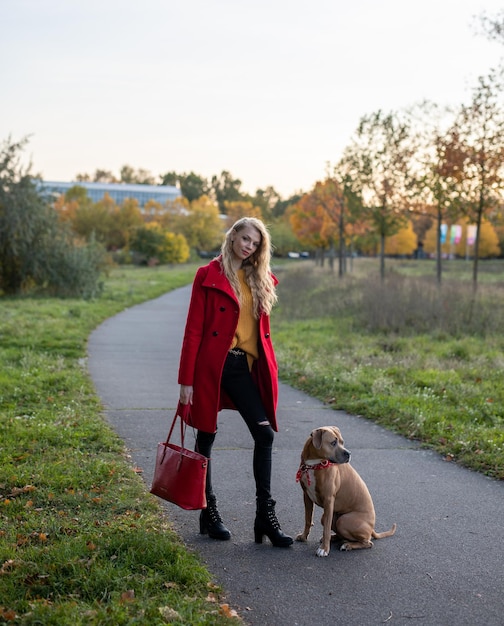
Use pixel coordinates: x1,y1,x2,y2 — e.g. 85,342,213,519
0,137,106,297
129,225,189,265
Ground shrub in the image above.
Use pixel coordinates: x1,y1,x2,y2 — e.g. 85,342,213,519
0,137,106,297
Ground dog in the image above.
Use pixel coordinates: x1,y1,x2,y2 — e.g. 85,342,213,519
295,426,396,557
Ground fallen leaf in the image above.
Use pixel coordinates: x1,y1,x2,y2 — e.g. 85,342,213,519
163,581,177,589
0,560,17,575
219,603,239,618
0,608,17,621
120,590,135,603
158,606,181,621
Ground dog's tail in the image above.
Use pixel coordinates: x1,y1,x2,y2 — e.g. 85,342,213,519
372,523,397,539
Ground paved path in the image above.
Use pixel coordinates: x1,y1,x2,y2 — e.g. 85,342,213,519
88,285,504,626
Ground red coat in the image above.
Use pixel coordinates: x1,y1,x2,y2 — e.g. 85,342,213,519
178,258,279,433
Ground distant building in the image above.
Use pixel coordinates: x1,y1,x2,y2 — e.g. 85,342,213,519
38,180,181,209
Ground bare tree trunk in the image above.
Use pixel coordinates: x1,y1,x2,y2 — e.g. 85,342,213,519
338,213,345,278
436,209,442,285
380,233,386,280
472,210,482,293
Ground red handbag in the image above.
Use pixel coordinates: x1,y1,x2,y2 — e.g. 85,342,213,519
150,404,208,510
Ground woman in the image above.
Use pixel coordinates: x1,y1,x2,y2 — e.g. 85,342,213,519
178,217,292,547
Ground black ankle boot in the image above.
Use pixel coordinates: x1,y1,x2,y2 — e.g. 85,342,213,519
199,497,231,540
254,499,293,547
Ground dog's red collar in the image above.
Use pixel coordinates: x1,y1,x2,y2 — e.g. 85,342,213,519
296,459,337,485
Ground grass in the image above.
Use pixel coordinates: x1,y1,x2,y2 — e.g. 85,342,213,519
1,257,503,623
272,258,504,479
0,264,240,625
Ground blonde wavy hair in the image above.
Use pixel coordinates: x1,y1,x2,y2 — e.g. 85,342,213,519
220,217,277,317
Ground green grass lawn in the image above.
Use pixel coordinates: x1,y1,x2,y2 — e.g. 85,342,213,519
0,264,240,625
1,257,503,624
272,257,504,479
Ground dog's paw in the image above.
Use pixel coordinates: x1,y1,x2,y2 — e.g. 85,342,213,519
316,547,330,557
295,533,308,543
340,542,352,551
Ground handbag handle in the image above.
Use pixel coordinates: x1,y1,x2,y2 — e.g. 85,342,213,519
165,401,191,446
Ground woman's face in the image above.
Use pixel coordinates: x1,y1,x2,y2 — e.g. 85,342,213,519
231,224,262,264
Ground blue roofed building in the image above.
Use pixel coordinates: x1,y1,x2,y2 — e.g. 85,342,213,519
38,180,182,209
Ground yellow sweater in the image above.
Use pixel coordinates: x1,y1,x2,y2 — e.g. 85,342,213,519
231,269,258,369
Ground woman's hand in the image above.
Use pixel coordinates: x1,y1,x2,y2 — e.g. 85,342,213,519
179,384,193,405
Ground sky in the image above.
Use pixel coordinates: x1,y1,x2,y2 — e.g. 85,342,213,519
2,0,504,199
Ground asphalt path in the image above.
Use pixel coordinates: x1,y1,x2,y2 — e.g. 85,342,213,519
87,284,504,626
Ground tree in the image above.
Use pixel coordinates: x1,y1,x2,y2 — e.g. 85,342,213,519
159,170,178,187
181,195,223,252
340,109,415,279
409,101,467,283
92,169,117,183
223,200,262,227
289,189,330,262
211,171,244,213
59,189,143,251
70,193,117,247
384,221,417,256
120,165,156,185
129,224,189,265
250,186,282,221
180,172,209,202
268,217,301,257
453,72,504,288
159,170,209,202
293,177,348,274
0,137,105,296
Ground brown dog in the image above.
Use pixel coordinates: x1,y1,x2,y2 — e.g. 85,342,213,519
296,426,396,557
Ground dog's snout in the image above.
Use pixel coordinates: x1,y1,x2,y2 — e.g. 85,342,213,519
343,448,351,463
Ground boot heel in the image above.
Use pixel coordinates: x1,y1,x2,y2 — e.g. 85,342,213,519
254,500,293,548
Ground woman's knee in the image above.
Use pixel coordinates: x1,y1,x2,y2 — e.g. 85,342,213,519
253,421,274,447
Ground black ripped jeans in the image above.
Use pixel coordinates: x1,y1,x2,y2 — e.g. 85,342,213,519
196,351,274,504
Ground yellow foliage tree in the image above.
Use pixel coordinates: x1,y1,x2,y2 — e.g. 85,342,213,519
224,201,262,228
384,221,417,256
184,195,223,251
164,231,190,264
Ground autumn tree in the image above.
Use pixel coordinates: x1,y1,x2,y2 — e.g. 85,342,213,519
60,188,143,251
181,195,223,253
289,188,331,263
454,72,504,288
129,223,189,265
384,221,417,256
412,101,468,283
340,109,415,279
224,200,262,228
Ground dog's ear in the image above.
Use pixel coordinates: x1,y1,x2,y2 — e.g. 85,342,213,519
312,428,324,449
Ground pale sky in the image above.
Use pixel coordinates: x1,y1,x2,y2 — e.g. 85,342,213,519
1,0,503,198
